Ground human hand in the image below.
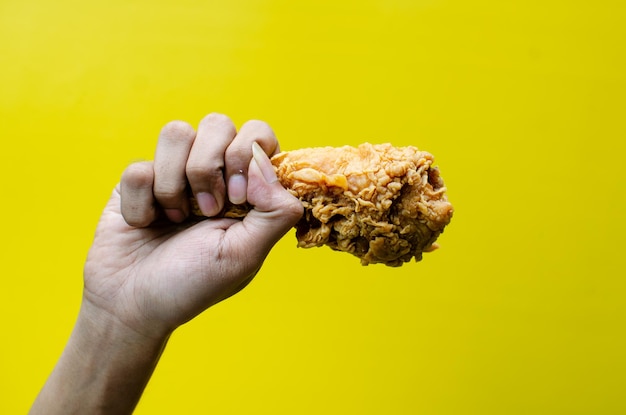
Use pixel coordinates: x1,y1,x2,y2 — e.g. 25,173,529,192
30,113,303,415
83,113,303,340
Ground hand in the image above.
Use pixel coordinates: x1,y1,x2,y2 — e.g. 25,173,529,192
83,113,303,339
31,113,302,415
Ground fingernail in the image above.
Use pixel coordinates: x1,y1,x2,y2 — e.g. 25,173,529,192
228,174,247,204
252,141,278,184
196,192,219,216
164,208,185,223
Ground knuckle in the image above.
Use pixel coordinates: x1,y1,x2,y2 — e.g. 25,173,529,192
241,119,275,139
224,142,248,160
153,181,186,204
160,120,196,142
285,198,305,222
201,112,236,133
274,193,304,224
186,163,223,183
121,162,154,189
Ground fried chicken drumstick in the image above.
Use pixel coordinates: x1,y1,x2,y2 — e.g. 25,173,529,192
193,143,453,266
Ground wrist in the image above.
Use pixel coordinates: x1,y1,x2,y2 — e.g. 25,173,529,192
77,296,171,348
30,299,170,415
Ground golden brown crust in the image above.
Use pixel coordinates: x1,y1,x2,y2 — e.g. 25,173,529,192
272,143,453,266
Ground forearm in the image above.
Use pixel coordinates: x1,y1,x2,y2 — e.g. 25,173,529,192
30,300,170,415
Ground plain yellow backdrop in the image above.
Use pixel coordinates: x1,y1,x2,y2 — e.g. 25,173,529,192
1,0,625,413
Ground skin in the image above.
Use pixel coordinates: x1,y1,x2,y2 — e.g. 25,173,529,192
30,113,303,414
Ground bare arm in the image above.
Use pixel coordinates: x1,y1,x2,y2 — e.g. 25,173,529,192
30,301,169,414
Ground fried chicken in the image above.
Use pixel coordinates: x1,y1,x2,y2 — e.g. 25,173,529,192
193,143,453,266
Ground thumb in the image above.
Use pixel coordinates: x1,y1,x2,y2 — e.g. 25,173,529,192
234,142,303,252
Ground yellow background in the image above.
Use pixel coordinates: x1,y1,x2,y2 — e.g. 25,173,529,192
1,0,625,413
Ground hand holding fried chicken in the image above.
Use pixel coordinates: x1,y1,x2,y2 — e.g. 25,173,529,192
193,143,454,266
32,113,454,415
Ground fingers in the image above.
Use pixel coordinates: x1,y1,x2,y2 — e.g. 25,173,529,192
120,161,158,227
186,113,237,216
187,116,279,212
229,144,303,257
121,114,288,228
223,120,279,205
153,113,241,219
153,121,197,222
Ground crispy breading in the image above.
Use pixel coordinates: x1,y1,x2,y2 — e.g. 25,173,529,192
271,143,453,266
